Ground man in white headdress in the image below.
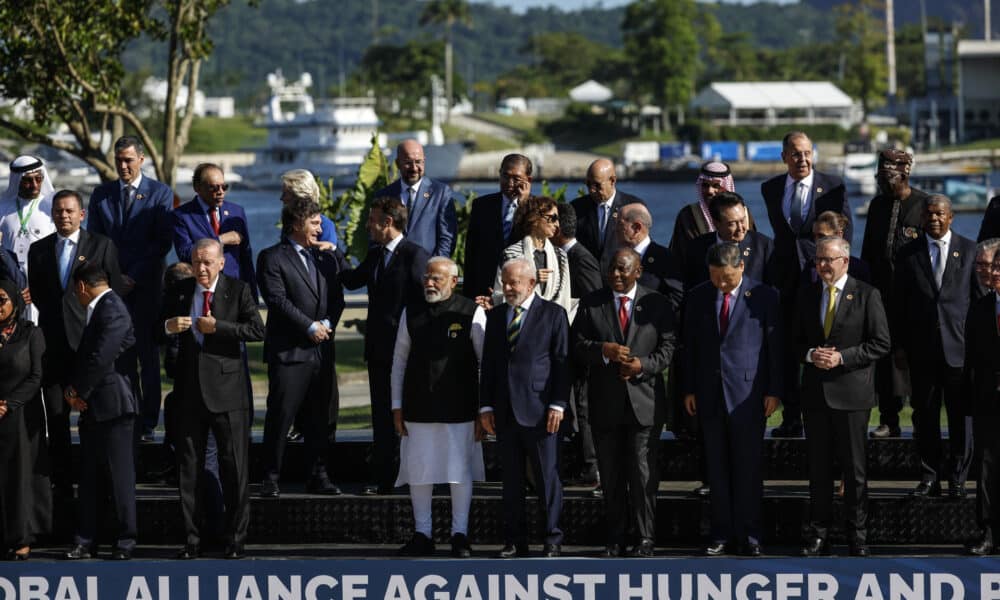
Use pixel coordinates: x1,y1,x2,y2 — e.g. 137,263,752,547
0,155,57,321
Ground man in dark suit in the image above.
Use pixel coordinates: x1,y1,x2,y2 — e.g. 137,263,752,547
480,257,569,558
974,239,1000,302
860,149,926,438
615,203,683,312
463,154,532,299
27,190,122,495
978,195,1000,242
63,261,138,560
762,131,851,438
341,196,428,495
553,203,602,306
163,239,264,560
571,159,645,263
680,191,775,291
375,140,456,257
795,236,890,557
573,248,675,557
683,243,782,557
87,135,174,439
173,163,258,298
257,198,350,498
893,195,975,498
964,252,1000,555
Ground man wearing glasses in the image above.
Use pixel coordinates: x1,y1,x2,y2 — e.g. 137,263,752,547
794,236,889,557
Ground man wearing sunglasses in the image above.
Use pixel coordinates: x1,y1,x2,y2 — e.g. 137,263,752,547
173,163,258,299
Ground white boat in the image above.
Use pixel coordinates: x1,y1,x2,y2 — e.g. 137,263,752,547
842,151,878,198
235,71,463,189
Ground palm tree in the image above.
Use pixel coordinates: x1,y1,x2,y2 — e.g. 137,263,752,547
419,0,471,122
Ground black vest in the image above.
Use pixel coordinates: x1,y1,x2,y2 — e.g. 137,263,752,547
402,294,479,423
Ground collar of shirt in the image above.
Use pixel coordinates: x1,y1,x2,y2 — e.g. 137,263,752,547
384,233,404,255
86,288,113,325
196,195,219,216
502,194,519,212
195,277,220,295
290,239,308,255
827,272,849,293
122,172,143,193
926,229,953,247
402,179,423,200
717,279,743,302
633,235,651,257
599,191,617,212
57,229,82,245
561,238,578,253
613,283,638,304
507,291,536,317
784,171,814,192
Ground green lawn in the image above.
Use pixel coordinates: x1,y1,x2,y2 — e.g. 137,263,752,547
442,124,517,153
937,138,1000,152
185,116,267,153
470,112,544,135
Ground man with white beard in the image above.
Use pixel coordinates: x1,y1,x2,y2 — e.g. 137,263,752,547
390,256,486,557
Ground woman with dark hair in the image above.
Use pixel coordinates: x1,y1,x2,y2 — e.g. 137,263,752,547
0,278,48,560
491,196,572,313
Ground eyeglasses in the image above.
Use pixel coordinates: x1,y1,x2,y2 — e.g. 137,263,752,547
541,213,559,223
422,274,450,283
205,183,229,192
814,256,848,266
976,261,994,269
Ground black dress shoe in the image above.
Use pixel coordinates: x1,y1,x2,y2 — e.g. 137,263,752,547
771,421,803,438
64,544,93,560
6,547,30,561
175,545,200,560
601,544,623,557
849,543,870,557
691,484,711,498
801,537,830,557
286,428,304,442
742,542,763,557
911,480,942,497
870,424,901,438
110,548,132,560
398,532,435,557
968,537,995,556
450,533,472,558
362,484,392,496
590,485,604,499
628,538,655,558
305,476,342,495
947,482,968,499
259,480,280,498
704,541,727,556
225,544,246,559
496,544,529,558
542,543,562,558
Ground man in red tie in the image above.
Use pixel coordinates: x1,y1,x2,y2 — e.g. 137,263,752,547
571,248,676,558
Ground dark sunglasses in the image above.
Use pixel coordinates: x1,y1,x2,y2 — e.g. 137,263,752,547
206,183,229,192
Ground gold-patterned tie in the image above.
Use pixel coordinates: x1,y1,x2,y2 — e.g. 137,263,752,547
823,285,837,338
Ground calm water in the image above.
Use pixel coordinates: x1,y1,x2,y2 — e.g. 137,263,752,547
171,180,987,266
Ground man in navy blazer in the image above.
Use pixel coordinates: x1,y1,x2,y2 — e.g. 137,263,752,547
480,257,569,558
375,140,456,257
341,196,428,495
87,135,174,438
761,131,851,439
683,243,782,557
893,195,975,498
173,163,258,298
463,154,533,299
63,261,137,560
572,159,645,263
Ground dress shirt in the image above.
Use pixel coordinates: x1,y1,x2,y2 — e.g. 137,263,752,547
190,277,219,346
290,239,331,335
390,303,487,410
602,284,638,366
122,172,143,198
597,192,617,235
560,239,578,253
782,171,815,225
632,235,651,259
926,229,953,274
56,229,82,288
196,195,221,232
382,233,404,267
807,271,848,364
714,279,743,331
86,288,114,326
400,178,423,208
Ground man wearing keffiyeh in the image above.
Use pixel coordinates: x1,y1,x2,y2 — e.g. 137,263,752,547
669,162,754,258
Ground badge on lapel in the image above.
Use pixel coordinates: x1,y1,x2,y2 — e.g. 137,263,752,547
953,251,960,258
816,187,824,194
224,210,230,216
77,255,86,262
448,322,463,338
635,305,643,313
744,290,752,297
423,192,430,199
647,256,654,263
846,293,854,300
136,194,145,201
743,248,750,257
903,227,919,239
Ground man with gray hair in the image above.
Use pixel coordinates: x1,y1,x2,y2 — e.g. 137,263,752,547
280,169,338,249
390,256,486,557
795,236,890,557
973,238,1000,301
615,203,683,311
892,194,975,499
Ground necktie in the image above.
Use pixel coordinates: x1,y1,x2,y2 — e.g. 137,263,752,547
599,204,609,239
719,292,730,337
58,238,73,290
373,246,387,282
202,290,212,317
823,285,837,338
407,187,416,213
209,207,221,236
618,296,630,334
790,181,807,231
507,306,524,349
933,239,946,288
122,185,133,221
503,199,518,240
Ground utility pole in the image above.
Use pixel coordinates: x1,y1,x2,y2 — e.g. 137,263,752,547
887,0,897,109
986,0,992,40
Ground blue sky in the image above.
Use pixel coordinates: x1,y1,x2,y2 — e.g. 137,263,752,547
471,0,796,12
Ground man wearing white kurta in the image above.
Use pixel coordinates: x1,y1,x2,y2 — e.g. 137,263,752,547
391,256,486,557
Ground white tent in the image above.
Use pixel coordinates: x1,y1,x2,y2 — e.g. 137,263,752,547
569,80,613,104
690,81,859,126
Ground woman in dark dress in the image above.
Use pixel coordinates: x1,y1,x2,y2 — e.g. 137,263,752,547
0,278,48,560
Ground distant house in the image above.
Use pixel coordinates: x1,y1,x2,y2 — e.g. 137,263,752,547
957,40,1000,142
569,80,613,104
690,81,860,127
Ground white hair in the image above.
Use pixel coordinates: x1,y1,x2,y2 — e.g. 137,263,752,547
427,256,458,277
281,169,320,202
817,235,850,256
501,257,534,279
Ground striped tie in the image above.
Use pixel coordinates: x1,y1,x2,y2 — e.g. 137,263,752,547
507,306,524,349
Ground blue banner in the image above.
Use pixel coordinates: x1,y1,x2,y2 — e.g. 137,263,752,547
658,143,691,160
3,557,1000,599
700,142,741,162
745,141,784,162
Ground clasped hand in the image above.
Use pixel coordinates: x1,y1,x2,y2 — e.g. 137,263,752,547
811,346,842,370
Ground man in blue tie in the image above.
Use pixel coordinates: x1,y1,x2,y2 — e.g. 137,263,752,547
571,159,646,263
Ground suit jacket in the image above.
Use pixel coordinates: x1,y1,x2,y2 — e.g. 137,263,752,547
341,237,428,363
682,278,783,417
793,276,890,411
172,197,258,299
680,230,776,292
978,195,1000,242
572,285,675,427
638,239,683,314
375,178,456,257
571,191,645,262
892,232,975,368
565,241,603,299
0,248,24,289
162,274,264,413
72,291,137,422
963,291,1000,416
87,177,174,295
257,239,349,364
28,229,123,370
761,171,851,297
463,192,508,299
481,295,570,428
860,188,928,299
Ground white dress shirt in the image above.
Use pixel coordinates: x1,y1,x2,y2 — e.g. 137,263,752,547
86,288,114,326
782,171,814,225
714,279,743,331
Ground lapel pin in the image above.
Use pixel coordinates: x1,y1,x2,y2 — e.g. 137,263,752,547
744,290,752,297
953,251,959,258
816,187,823,194
77,255,86,261
136,194,145,200
743,248,750,256
635,305,642,312
423,192,430,199
846,293,854,300
612,211,618,219
224,210,230,216
648,256,654,263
